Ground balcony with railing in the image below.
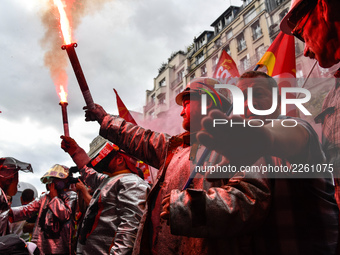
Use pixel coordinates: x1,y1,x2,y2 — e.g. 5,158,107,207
171,76,183,89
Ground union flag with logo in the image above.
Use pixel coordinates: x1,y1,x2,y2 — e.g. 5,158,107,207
213,50,240,83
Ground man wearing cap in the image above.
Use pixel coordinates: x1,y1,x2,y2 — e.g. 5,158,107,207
60,136,150,255
9,164,77,255
82,77,278,254
0,157,33,236
281,0,340,209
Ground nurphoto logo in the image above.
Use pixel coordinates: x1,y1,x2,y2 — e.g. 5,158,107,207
200,84,312,128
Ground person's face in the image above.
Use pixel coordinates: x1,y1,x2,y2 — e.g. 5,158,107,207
295,1,340,68
1,172,19,197
180,96,202,132
107,154,123,173
237,79,280,121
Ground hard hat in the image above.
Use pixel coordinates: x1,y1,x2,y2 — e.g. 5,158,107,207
0,157,33,178
89,142,143,178
40,164,69,184
17,182,38,198
175,77,231,112
280,0,317,36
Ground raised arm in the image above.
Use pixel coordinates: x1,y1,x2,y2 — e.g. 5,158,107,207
84,104,171,169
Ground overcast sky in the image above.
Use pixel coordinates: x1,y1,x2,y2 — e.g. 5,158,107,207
0,0,243,194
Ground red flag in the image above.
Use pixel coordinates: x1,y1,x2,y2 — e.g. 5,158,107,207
113,88,152,183
113,89,137,125
213,50,240,83
256,31,297,116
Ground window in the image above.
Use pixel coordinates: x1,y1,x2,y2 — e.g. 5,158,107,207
244,0,252,6
240,56,250,72
158,96,165,105
217,21,223,33
159,78,166,87
279,9,289,20
196,51,205,65
190,74,196,81
252,21,262,41
175,87,182,95
212,55,219,67
197,36,206,49
237,33,246,52
151,94,155,103
296,64,305,87
295,42,303,56
215,38,222,48
224,45,231,56
201,65,207,76
255,44,265,60
244,7,256,25
226,30,233,41
225,14,233,26
177,69,184,82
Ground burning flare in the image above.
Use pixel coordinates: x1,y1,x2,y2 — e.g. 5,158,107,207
59,85,68,103
53,0,73,45
59,85,69,137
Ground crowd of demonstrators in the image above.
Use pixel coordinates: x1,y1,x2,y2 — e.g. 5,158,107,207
0,150,149,255
84,77,249,254
82,74,339,254
60,136,150,255
0,73,338,254
9,164,77,255
280,0,340,212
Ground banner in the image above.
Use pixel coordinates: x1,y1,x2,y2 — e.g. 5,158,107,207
213,50,240,84
113,89,137,125
257,31,297,116
114,88,152,183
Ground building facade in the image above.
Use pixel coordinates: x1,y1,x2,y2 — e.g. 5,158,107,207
144,0,276,120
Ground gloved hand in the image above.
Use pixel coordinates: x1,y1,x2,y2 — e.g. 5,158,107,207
61,136,79,156
60,136,91,169
83,103,107,124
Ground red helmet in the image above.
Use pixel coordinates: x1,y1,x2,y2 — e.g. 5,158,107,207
280,0,317,37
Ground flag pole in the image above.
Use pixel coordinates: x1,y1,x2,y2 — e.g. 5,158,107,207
296,60,318,98
301,60,318,89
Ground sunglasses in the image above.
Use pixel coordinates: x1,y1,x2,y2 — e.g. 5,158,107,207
288,0,317,42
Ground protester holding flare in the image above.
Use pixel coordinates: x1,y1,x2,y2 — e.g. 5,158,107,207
61,135,149,255
9,164,77,255
83,77,281,254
